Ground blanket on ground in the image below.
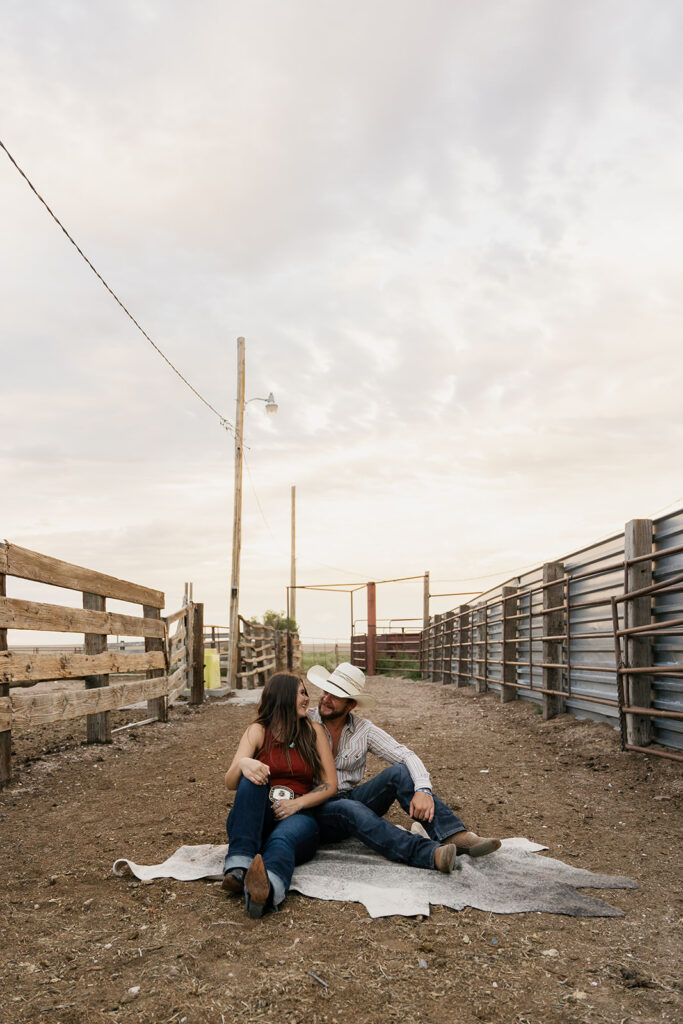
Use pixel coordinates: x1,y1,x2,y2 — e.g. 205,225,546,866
113,838,636,919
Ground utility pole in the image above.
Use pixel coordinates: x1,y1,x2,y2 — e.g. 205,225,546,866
290,485,296,624
228,337,246,689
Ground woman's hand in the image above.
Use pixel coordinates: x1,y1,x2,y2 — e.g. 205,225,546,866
239,757,270,785
272,797,301,821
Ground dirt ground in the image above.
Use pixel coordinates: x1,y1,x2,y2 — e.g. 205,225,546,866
1,677,681,1024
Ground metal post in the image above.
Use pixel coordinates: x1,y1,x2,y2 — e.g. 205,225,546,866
228,337,246,690
542,562,566,719
287,586,294,671
501,585,519,703
624,519,653,746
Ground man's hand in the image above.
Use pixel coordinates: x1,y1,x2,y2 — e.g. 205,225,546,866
409,791,435,823
272,797,301,821
239,757,270,785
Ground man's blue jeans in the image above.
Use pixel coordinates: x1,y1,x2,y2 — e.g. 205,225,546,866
224,777,320,906
315,764,466,870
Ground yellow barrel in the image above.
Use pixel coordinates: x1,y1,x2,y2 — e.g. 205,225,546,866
204,648,221,690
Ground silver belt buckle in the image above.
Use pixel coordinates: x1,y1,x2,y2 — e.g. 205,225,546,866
269,785,295,803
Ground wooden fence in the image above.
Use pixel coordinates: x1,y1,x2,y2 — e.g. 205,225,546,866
237,616,279,689
0,541,204,784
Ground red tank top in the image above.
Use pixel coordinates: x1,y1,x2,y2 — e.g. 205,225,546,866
257,730,314,796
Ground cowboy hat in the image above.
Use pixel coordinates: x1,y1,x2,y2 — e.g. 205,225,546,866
306,662,367,702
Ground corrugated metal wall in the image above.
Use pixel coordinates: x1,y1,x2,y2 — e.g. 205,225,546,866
652,511,683,749
423,510,683,754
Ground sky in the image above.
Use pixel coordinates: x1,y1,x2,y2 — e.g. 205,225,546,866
2,0,682,646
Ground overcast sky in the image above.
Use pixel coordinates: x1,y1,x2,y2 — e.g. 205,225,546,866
2,1,682,645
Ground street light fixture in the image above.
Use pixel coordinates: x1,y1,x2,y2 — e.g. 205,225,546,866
227,338,278,689
247,392,278,415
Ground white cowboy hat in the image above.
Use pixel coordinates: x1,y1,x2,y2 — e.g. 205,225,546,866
306,662,367,702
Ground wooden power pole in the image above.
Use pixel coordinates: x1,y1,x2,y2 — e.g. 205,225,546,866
228,337,246,689
290,485,296,624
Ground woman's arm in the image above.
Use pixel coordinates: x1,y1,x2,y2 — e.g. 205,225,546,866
273,722,338,819
224,723,267,790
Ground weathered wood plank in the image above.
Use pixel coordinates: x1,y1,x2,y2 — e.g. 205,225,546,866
164,607,187,628
10,676,173,728
190,603,204,705
170,644,188,668
84,592,110,743
0,650,166,684
170,626,187,648
145,606,167,724
238,660,276,679
0,541,164,608
0,697,10,732
0,597,166,638
167,665,188,704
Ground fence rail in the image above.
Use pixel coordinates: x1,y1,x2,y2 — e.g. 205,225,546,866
0,541,205,784
237,617,278,689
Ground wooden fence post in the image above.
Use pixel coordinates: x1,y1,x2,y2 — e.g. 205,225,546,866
456,604,470,687
0,569,10,785
190,602,205,704
144,605,167,723
367,582,377,675
501,586,519,703
624,519,653,746
542,562,566,720
83,592,111,743
420,573,430,680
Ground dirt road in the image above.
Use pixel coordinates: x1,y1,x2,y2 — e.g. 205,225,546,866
1,678,680,1024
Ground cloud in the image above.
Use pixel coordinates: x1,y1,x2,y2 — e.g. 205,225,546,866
2,1,682,640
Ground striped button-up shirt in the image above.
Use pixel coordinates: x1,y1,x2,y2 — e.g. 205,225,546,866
310,709,431,793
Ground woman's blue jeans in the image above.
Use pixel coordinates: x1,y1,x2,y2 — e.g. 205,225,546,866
224,777,320,906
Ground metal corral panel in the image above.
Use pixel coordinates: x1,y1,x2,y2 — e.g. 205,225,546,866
483,593,504,694
652,510,683,749
512,565,544,709
563,532,624,727
419,509,683,754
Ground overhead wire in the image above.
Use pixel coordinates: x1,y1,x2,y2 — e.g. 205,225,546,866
243,454,275,540
0,138,233,433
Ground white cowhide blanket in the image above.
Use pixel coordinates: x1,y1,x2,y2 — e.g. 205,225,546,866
113,837,636,919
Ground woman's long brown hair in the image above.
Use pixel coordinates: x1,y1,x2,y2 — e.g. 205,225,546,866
255,673,323,779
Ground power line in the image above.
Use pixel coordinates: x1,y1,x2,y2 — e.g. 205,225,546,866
0,139,233,432
244,454,275,539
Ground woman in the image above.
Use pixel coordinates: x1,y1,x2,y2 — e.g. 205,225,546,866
223,672,337,918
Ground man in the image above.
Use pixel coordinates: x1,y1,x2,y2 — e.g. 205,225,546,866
307,662,501,875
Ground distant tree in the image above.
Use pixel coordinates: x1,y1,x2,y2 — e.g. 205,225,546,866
250,609,298,633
